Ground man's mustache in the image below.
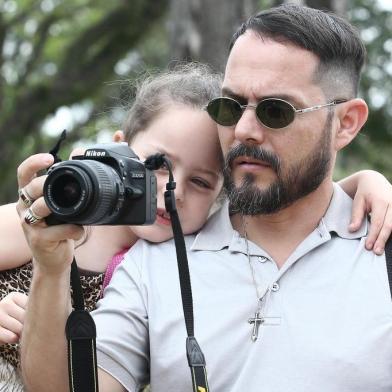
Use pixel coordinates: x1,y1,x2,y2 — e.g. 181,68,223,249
224,144,281,173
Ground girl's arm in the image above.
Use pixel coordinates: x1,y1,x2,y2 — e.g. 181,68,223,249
0,168,391,271
0,203,32,269
338,170,392,254
0,204,134,273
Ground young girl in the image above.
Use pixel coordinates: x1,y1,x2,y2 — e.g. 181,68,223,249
1,63,392,390
0,63,220,389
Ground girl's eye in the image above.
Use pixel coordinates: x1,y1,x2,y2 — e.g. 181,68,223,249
192,178,212,189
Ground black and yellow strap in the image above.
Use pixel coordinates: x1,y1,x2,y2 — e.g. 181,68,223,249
163,163,210,392
66,259,99,392
187,336,210,392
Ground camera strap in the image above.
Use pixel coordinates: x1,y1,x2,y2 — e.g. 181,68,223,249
66,259,99,392
49,129,67,163
145,153,210,391
166,195,210,392
63,152,208,392
158,159,210,392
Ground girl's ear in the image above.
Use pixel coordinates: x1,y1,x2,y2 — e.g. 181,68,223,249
334,98,368,151
112,130,125,143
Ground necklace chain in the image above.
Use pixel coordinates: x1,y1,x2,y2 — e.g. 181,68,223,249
242,217,269,303
242,217,269,341
243,226,263,302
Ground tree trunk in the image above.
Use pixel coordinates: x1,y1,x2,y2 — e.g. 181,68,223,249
168,0,259,72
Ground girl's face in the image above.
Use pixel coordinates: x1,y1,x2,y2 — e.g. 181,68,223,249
128,104,223,243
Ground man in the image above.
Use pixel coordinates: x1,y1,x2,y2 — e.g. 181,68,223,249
19,4,392,392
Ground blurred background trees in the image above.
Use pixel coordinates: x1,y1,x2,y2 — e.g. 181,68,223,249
0,0,391,203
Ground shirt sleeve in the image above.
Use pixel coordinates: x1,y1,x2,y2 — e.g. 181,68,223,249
92,244,149,391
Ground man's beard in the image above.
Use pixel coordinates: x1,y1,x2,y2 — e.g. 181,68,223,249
223,112,333,216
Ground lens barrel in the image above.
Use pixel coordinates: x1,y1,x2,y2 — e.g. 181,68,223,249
44,160,122,225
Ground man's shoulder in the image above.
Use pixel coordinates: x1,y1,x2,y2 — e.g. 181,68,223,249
123,235,197,264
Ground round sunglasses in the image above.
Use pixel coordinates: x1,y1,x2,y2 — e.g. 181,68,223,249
206,97,347,129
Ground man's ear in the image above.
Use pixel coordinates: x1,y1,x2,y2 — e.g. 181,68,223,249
112,130,125,143
334,98,368,151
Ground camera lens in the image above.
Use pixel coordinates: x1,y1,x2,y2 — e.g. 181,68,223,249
44,160,122,225
51,174,82,209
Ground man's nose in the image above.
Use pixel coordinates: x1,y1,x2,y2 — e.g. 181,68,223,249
234,107,266,145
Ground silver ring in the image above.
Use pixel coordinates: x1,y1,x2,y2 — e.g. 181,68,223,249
18,187,35,208
24,208,43,226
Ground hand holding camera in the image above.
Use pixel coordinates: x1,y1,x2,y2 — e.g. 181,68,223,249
16,143,157,277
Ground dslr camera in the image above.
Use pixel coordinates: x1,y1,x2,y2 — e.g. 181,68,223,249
43,143,157,225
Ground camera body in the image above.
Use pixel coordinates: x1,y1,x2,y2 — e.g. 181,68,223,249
44,143,157,226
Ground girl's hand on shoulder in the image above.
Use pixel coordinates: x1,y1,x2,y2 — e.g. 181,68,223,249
16,153,85,276
0,292,28,345
348,170,392,255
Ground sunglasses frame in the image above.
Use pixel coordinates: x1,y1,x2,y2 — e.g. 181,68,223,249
206,96,348,130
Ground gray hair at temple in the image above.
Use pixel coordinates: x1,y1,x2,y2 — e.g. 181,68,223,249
230,4,366,99
123,63,222,143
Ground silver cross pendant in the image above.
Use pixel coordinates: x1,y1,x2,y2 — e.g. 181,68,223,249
248,311,264,342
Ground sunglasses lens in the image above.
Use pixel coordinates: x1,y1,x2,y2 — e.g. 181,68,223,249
206,98,243,126
256,99,295,129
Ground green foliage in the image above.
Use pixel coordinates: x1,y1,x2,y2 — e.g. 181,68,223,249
0,0,170,203
339,0,392,181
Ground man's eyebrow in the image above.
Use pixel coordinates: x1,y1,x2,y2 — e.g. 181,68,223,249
222,87,305,108
221,87,245,102
260,94,305,108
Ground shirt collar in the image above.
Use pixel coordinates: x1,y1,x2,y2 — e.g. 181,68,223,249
320,182,368,239
191,182,368,252
191,200,235,251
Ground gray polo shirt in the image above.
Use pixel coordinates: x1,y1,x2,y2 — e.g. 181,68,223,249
94,184,392,391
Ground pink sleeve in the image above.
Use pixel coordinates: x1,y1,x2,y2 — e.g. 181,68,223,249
102,248,130,294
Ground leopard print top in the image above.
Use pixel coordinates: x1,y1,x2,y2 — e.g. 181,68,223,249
0,261,104,369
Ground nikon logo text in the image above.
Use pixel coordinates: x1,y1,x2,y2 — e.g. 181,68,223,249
86,150,106,157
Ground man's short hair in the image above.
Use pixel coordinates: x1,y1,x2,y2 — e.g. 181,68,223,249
230,4,366,98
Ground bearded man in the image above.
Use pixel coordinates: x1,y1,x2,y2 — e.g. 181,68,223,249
19,4,392,392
